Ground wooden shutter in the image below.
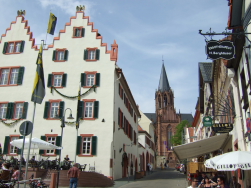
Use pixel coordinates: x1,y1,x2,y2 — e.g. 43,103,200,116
55,136,61,155
94,101,99,118
95,49,100,60
17,67,25,85
78,101,84,119
47,74,53,87
91,136,97,155
81,73,86,87
59,101,65,118
2,42,8,54
81,28,85,37
22,102,28,119
43,102,50,119
62,74,67,87
6,103,14,119
84,49,88,60
95,73,100,86
118,108,120,127
118,84,121,95
64,50,68,61
20,41,25,52
3,136,10,154
76,136,82,155
52,50,56,61
39,136,46,155
17,136,23,154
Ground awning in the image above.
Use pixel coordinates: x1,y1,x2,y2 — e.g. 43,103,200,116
173,133,231,160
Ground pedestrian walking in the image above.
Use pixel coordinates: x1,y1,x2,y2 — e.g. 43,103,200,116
67,163,81,188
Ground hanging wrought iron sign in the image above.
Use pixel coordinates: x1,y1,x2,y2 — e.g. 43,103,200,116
206,40,235,60
212,123,233,133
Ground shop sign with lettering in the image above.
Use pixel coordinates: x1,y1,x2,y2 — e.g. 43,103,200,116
212,123,233,133
206,40,235,60
203,116,213,127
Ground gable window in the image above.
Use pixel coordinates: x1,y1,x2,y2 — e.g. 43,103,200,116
52,49,68,62
47,73,67,88
43,100,64,119
73,27,85,38
0,67,24,86
3,41,25,54
76,135,97,156
81,72,100,87
84,48,100,61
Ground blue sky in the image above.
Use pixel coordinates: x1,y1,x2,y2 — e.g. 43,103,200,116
0,0,229,115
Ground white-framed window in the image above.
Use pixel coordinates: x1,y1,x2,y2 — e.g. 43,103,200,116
0,103,8,119
14,103,24,119
10,136,19,154
86,74,95,86
7,42,21,53
82,137,92,155
53,75,62,87
46,137,56,154
57,51,65,61
88,50,96,60
0,67,21,85
50,102,59,118
84,102,93,118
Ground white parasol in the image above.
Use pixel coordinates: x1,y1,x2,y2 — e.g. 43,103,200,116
10,137,61,150
209,151,251,171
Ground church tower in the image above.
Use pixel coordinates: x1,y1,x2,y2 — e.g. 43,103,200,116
155,63,181,167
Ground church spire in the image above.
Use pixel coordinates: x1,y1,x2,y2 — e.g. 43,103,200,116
158,61,170,91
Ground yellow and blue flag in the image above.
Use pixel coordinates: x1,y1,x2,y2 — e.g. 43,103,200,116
47,13,57,35
31,44,45,104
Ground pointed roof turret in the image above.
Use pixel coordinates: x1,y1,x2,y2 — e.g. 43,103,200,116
158,63,170,91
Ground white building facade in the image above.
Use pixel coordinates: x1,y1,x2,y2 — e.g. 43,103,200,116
0,10,141,180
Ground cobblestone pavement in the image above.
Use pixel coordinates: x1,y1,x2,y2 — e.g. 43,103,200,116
110,168,188,188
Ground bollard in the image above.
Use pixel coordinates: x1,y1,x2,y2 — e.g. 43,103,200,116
50,172,57,188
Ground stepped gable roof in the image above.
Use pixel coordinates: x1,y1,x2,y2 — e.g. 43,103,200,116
158,63,171,92
0,16,37,50
47,11,118,62
144,113,156,123
199,62,213,83
180,113,194,125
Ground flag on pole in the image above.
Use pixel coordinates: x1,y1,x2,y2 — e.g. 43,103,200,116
76,85,81,129
47,13,57,35
31,44,45,104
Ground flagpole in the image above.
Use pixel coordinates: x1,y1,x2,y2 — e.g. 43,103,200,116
24,40,45,188
75,83,81,163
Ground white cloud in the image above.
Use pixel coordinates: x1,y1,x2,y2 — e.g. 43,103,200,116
38,0,96,17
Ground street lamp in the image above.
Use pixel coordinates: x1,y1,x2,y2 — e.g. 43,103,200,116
56,108,74,188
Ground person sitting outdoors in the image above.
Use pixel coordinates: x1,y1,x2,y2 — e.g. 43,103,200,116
230,176,241,188
11,166,21,181
188,178,199,188
212,176,230,188
64,155,70,161
0,163,11,181
198,177,212,188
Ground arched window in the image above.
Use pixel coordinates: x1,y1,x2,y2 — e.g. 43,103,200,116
164,94,168,107
166,125,172,151
158,95,161,109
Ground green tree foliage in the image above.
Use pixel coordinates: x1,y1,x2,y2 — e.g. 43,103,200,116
171,120,191,146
